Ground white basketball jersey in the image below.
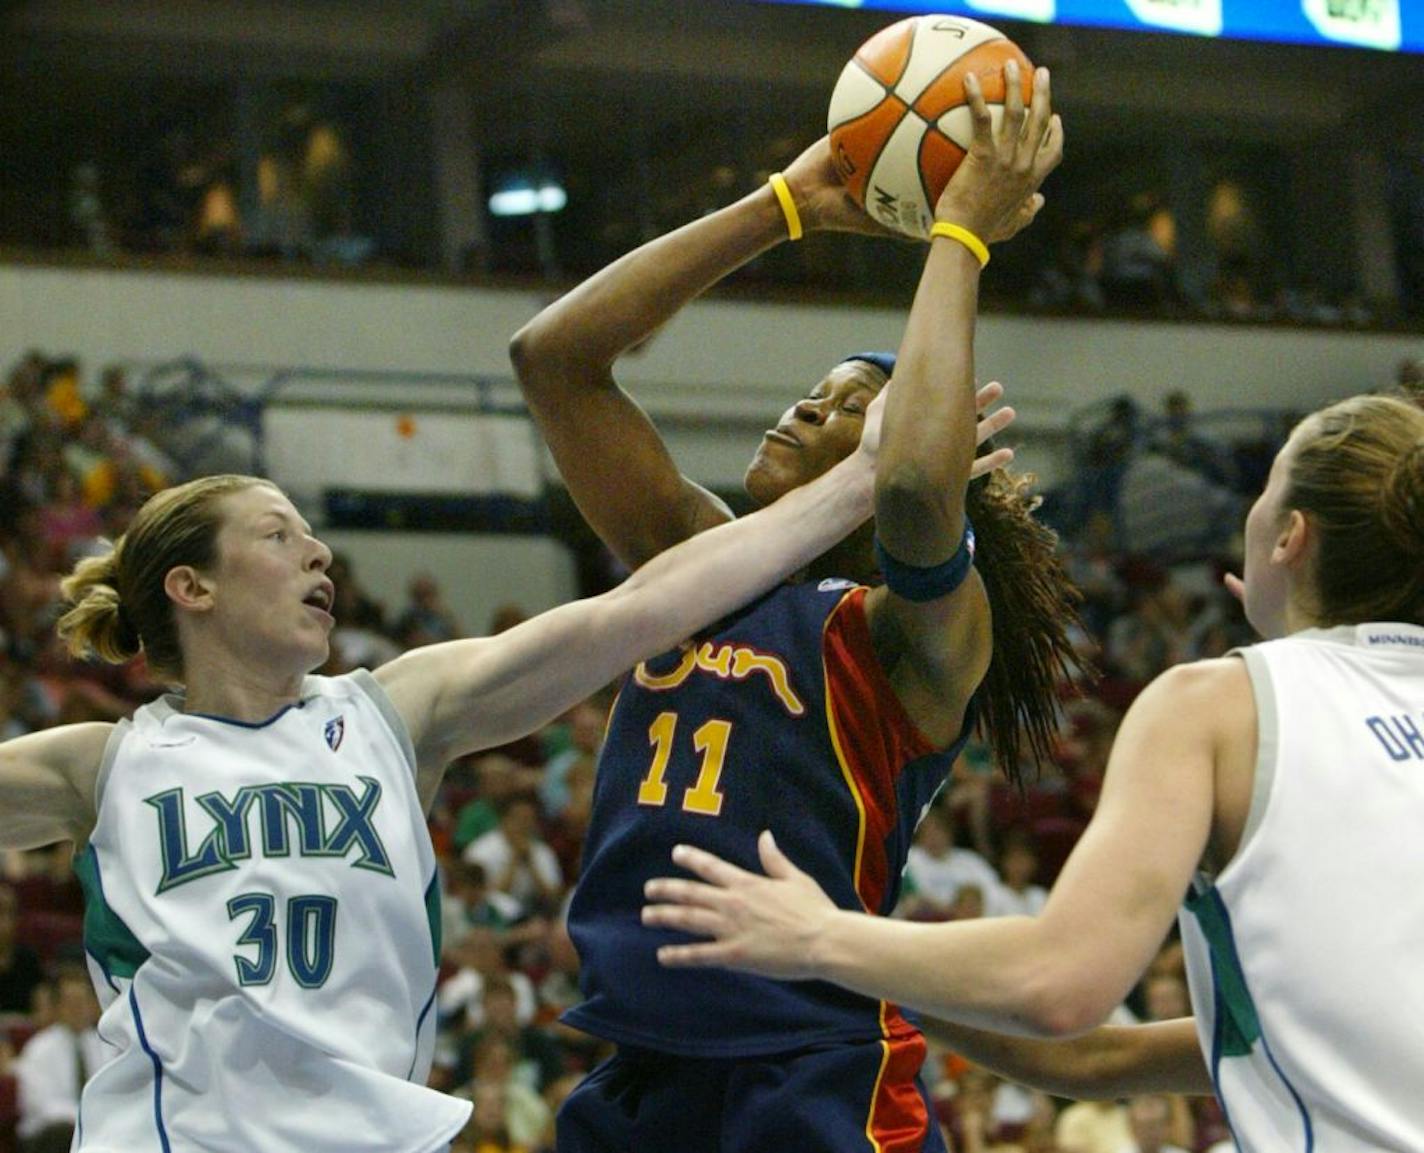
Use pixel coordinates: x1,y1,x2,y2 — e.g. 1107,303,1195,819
1180,624,1424,1152
74,671,472,1152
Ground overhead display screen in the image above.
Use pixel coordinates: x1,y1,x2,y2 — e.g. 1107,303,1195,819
755,0,1423,52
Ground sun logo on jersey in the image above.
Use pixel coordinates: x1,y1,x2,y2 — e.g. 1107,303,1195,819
634,641,805,716
324,716,345,752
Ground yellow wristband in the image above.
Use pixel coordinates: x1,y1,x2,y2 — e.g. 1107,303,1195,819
768,172,803,242
929,221,989,268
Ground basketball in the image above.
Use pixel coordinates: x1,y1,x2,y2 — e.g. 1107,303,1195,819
828,14,1035,239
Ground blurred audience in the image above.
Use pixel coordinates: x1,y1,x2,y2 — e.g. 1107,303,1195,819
1119,1094,1192,1153
986,833,1048,919
462,796,563,922
13,966,104,1152
0,886,44,1015
1055,1098,1132,1153
21,118,1419,330
900,806,1002,922
396,571,464,648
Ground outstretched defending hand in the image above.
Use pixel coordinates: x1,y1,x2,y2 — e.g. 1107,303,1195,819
968,381,1016,478
643,830,839,979
857,380,1017,475
937,60,1063,245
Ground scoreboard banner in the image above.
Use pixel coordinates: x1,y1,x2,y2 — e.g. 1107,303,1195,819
757,0,1422,52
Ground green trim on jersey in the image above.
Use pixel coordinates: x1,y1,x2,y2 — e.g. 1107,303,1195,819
75,846,150,980
424,871,442,968
1184,883,1261,1059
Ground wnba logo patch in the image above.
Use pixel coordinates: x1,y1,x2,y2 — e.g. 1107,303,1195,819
324,716,345,752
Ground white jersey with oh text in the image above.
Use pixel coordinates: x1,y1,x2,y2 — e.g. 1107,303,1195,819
1181,623,1424,1152
74,670,471,1152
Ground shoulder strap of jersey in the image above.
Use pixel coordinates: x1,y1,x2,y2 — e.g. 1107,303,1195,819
344,669,419,779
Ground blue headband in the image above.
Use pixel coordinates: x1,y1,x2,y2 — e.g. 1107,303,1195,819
841,352,897,380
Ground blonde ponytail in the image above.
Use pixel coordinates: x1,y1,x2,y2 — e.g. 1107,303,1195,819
54,473,271,681
57,543,143,666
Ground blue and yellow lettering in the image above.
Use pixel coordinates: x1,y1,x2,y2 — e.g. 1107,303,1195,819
147,779,391,892
259,784,327,857
323,777,392,874
197,787,258,860
149,788,235,893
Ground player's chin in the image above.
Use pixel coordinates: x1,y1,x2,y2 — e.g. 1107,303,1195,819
301,636,332,673
743,452,799,508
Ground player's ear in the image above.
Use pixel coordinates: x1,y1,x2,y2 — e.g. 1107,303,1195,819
1272,509,1309,567
165,565,215,613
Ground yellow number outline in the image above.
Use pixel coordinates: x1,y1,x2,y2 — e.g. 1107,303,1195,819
635,712,732,817
636,712,677,807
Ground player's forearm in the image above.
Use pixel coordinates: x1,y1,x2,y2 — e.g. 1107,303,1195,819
811,908,1098,1039
924,1017,1211,1099
404,452,875,763
509,185,788,384
613,450,874,631
874,238,981,563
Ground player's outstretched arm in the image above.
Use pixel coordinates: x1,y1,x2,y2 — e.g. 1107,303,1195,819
922,1016,1211,1099
378,397,884,810
645,659,1239,1040
0,723,110,849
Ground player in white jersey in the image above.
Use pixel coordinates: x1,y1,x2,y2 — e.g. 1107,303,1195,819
643,385,1424,1152
0,380,1021,1153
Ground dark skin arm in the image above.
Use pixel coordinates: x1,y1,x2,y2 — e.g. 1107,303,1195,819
508,137,897,572
509,184,783,570
866,63,1063,744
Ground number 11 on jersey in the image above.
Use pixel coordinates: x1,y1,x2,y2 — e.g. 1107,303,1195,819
636,711,731,816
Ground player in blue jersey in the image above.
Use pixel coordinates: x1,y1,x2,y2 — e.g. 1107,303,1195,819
512,65,1081,1152
646,386,1424,1151
0,394,904,1153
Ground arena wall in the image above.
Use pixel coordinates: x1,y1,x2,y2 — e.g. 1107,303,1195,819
5,260,1417,624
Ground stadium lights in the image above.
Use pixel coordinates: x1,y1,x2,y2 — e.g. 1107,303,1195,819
488,177,567,217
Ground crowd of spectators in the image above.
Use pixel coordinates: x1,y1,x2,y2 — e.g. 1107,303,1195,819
1022,195,1386,330
22,112,1418,328
1049,387,1292,562
50,113,377,271
0,350,178,1152
0,348,1404,1151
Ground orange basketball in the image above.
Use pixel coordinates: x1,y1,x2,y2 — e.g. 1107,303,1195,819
828,14,1034,239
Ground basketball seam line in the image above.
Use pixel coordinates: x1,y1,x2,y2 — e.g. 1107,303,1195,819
851,56,895,100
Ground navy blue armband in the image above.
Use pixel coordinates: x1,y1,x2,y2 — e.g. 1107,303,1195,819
874,519,976,602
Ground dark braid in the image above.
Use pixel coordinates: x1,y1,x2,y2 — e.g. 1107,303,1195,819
967,464,1088,783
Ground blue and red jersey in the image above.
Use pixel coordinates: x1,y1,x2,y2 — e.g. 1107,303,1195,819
564,580,972,1057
